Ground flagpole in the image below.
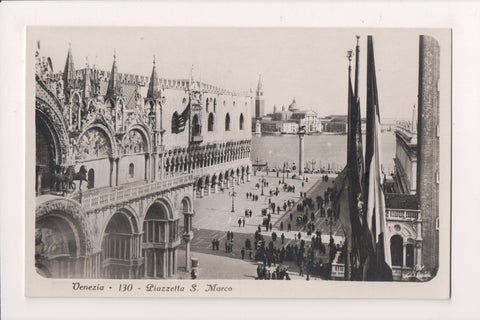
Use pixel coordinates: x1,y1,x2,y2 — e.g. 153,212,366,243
354,35,360,99
346,49,354,281
188,96,191,174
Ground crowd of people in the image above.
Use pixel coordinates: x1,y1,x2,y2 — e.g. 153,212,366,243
203,171,346,280
256,264,291,280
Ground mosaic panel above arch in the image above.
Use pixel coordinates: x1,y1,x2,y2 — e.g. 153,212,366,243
75,128,112,160
122,129,146,154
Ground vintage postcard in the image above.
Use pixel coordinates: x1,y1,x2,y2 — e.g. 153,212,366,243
25,26,451,298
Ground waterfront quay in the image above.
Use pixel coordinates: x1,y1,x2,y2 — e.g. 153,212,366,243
176,171,345,279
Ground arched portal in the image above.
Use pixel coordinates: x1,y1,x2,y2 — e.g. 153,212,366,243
36,214,81,278
181,197,192,234
102,210,140,279
143,200,180,278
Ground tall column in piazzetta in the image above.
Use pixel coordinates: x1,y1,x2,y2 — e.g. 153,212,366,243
298,127,306,178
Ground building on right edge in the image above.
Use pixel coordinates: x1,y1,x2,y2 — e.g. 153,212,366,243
388,35,440,281
416,35,440,276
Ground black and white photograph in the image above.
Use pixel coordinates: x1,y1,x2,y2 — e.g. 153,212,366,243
26,26,450,298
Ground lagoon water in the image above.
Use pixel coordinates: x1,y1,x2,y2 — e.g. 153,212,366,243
250,132,396,173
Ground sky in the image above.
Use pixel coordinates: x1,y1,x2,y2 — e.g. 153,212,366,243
31,27,450,120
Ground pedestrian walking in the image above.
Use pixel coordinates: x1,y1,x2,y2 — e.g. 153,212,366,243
280,221,284,231
288,223,292,232
241,247,245,260
238,218,242,227
242,217,246,227
269,223,273,232
281,233,285,244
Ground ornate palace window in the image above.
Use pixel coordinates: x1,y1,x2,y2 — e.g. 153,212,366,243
225,113,231,131
129,163,134,178
239,113,244,130
208,113,214,131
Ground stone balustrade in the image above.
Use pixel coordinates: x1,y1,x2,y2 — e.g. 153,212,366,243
386,209,421,221
76,174,195,212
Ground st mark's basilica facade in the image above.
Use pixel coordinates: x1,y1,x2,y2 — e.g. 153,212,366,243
35,44,253,279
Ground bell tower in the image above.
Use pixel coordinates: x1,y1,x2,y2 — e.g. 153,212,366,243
255,74,264,119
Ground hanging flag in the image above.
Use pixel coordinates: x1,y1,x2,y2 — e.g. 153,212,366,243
172,100,190,134
362,36,393,281
347,70,368,280
333,41,366,281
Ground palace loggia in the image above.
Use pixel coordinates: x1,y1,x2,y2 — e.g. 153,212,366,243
35,45,253,279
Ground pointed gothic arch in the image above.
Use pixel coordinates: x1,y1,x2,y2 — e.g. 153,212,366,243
208,112,214,132
239,114,245,131
225,113,231,131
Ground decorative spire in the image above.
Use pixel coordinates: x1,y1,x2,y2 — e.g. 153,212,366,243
83,56,92,99
189,64,199,91
62,43,75,97
257,74,263,92
106,50,121,100
147,55,161,100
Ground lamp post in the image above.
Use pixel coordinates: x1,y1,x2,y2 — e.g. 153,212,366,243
326,215,335,240
282,161,285,184
229,183,237,213
260,176,265,196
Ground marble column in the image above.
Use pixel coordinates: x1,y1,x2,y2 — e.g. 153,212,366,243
115,158,119,186
298,131,305,178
